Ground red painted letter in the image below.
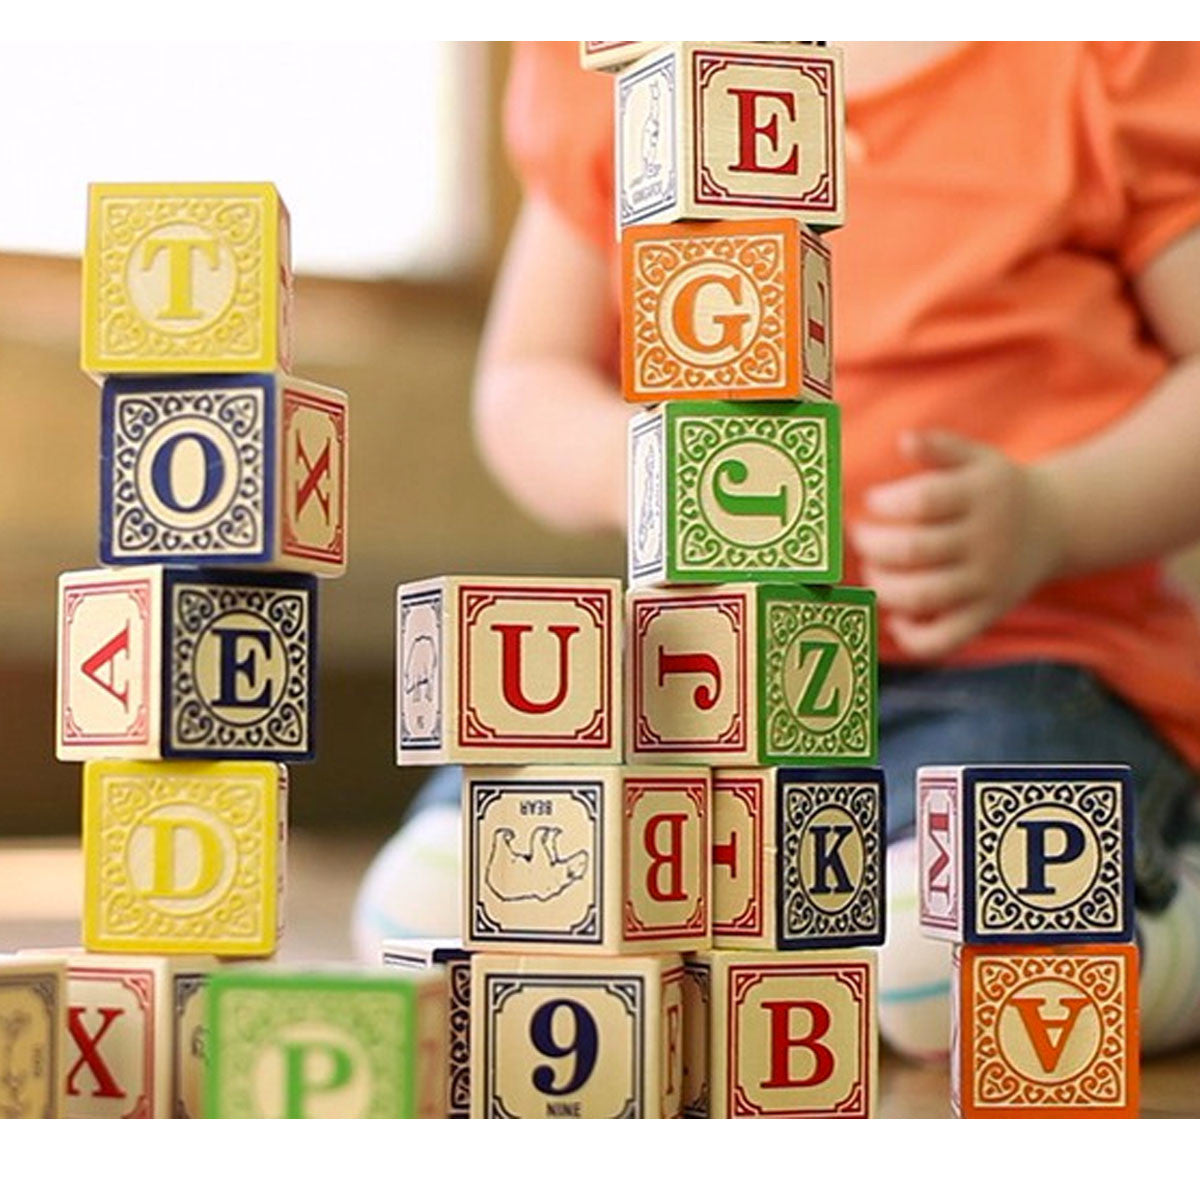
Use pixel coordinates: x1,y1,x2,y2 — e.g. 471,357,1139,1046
644,812,689,902
656,648,721,709
494,623,580,715
760,999,834,1089
728,87,799,176
80,623,131,709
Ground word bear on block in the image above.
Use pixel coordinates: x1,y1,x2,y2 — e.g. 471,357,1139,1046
56,566,317,762
627,583,876,766
396,576,622,765
622,222,832,405
382,939,472,1119
18,950,215,1119
686,949,877,1118
81,181,292,377
615,43,845,231
0,955,67,1119
712,767,885,951
952,944,1139,1119
83,761,287,957
471,953,684,1118
917,765,1135,945
463,766,710,955
206,968,447,1118
629,401,840,585
100,373,348,574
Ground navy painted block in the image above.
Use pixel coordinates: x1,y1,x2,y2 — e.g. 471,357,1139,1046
917,764,1136,945
100,373,347,576
57,564,316,762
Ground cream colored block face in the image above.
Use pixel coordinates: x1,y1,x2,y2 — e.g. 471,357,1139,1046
712,772,774,945
690,949,877,1119
681,960,710,1117
627,585,756,764
471,953,681,1119
615,44,845,231
397,577,622,765
82,182,293,375
0,957,66,1119
463,766,710,956
83,761,286,957
580,41,663,71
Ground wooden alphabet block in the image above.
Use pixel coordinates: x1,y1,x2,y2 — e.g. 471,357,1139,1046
100,373,348,575
396,576,622,765
712,767,885,950
381,939,471,1118
622,222,832,404
917,765,1135,945
629,401,840,585
82,181,292,377
615,43,845,231
580,41,662,72
952,944,1139,1118
685,948,877,1118
0,955,67,1118
18,950,216,1119
471,953,684,1118
56,566,317,762
83,760,287,957
463,765,710,956
627,583,876,766
206,967,447,1118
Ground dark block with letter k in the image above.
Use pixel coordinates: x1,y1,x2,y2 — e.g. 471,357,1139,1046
917,764,1136,945
57,565,316,761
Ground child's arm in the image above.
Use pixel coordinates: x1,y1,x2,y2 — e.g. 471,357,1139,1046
851,226,1200,658
473,196,627,533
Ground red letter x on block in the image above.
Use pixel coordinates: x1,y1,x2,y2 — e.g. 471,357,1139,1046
67,1006,127,1099
295,434,332,522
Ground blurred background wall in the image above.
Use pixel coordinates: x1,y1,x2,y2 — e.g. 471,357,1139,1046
0,41,621,835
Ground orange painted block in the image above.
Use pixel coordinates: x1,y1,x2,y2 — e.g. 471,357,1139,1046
686,948,877,1118
471,952,684,1118
396,576,622,765
953,943,1140,1119
615,43,845,230
462,765,710,956
622,220,832,403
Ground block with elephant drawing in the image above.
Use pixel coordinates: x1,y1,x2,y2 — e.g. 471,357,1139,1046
462,765,710,956
396,576,623,765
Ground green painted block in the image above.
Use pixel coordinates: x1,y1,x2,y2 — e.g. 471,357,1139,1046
206,968,446,1118
629,401,842,586
758,585,876,765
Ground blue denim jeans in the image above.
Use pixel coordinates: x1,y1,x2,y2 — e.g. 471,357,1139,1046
404,660,1199,916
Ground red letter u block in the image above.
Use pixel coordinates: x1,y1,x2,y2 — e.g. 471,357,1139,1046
396,576,623,765
684,949,876,1118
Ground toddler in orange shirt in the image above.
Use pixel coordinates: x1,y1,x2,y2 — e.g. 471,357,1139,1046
357,42,1200,1057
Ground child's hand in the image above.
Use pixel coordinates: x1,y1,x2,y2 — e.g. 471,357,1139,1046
850,430,1064,658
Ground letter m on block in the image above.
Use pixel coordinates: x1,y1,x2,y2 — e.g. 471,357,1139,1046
918,772,959,935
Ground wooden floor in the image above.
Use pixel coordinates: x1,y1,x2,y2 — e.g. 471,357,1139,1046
3,834,1197,1118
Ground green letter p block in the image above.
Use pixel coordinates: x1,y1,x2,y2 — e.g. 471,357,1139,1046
629,402,841,586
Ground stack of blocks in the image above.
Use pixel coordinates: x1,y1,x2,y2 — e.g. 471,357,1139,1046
0,180,453,1121
917,765,1140,1117
387,40,884,1119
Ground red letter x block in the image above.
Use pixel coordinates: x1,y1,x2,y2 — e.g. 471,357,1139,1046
953,944,1139,1119
397,576,622,765
686,949,877,1118
622,223,832,404
100,373,347,575
917,765,1135,945
56,566,316,762
18,951,216,1119
463,765,710,955
615,43,845,231
627,583,876,766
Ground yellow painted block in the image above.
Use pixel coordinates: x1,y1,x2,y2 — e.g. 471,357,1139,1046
0,955,67,1118
686,948,877,1118
471,952,683,1118
81,181,292,376
463,765,710,955
83,760,287,957
17,950,216,1119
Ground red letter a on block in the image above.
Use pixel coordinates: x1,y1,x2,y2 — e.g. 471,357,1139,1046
1010,996,1093,1073
80,623,131,709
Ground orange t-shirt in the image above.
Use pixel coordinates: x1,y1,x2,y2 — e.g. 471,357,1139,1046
505,41,1200,768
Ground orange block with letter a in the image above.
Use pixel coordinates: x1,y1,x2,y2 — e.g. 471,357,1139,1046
953,943,1140,1118
622,218,832,404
